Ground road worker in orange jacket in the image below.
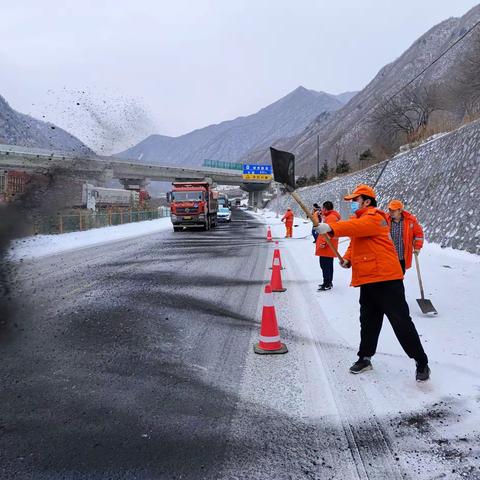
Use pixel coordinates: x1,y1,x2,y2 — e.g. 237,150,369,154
387,199,424,274
314,184,430,382
281,207,294,238
311,203,321,243
315,201,341,291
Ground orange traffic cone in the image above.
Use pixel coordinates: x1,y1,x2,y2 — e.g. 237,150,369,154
269,241,284,270
254,285,288,355
266,226,273,242
270,256,286,292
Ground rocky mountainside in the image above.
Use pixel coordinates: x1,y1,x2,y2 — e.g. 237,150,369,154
118,87,355,166
246,5,480,175
0,94,92,155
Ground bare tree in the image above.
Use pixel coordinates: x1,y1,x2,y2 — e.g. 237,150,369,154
451,30,480,120
372,85,437,143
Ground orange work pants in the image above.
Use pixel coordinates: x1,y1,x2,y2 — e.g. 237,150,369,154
285,223,293,238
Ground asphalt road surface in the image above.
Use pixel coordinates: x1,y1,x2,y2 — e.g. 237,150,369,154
0,209,271,479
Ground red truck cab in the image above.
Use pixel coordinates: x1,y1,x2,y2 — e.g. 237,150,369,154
169,181,218,231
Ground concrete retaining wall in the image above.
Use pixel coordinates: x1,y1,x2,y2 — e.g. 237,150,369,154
270,120,480,254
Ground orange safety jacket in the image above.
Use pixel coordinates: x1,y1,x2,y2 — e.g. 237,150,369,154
281,210,294,225
315,210,341,258
330,206,403,287
387,210,424,270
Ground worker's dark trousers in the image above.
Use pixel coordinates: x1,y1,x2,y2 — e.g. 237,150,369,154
319,257,334,284
357,279,428,366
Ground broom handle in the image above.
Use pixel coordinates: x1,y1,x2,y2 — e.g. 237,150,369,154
414,252,426,300
288,189,344,262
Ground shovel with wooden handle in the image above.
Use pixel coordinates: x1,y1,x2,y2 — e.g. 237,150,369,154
414,252,438,315
269,147,344,263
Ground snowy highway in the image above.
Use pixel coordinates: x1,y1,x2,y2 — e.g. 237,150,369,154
1,209,270,479
1,208,479,479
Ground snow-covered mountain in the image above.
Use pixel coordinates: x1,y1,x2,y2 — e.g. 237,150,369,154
246,5,480,174
0,94,92,155
118,87,355,166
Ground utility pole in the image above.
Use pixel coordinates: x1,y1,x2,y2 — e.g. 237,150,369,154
316,134,320,179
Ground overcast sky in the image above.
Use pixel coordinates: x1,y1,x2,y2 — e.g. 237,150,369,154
1,0,479,151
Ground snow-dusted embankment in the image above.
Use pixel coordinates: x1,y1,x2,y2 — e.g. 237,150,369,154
8,217,171,260
271,119,480,254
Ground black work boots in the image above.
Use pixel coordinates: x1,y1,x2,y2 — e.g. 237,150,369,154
415,363,431,382
349,357,373,374
349,357,431,382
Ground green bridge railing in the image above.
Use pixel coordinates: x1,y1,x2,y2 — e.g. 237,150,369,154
202,160,243,171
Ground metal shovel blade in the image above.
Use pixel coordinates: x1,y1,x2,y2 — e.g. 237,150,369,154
270,147,296,190
414,254,438,315
416,298,438,315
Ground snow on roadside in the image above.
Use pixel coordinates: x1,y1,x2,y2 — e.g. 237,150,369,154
8,217,172,261
245,208,480,476
255,208,480,409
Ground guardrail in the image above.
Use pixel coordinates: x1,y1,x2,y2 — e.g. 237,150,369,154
34,207,171,235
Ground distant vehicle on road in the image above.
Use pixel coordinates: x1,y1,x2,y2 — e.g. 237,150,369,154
168,181,218,231
218,193,230,209
81,184,140,210
217,206,232,222
234,198,241,206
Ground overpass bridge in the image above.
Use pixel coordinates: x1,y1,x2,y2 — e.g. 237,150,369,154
0,143,271,205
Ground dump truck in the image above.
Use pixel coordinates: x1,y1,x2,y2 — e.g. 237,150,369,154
168,181,218,231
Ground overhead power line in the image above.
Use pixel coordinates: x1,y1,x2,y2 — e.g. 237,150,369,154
294,17,480,154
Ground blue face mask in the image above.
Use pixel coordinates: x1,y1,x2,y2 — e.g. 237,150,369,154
350,201,360,214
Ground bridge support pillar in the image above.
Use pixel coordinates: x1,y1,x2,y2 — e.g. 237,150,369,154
120,178,150,192
98,168,114,186
248,191,263,211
